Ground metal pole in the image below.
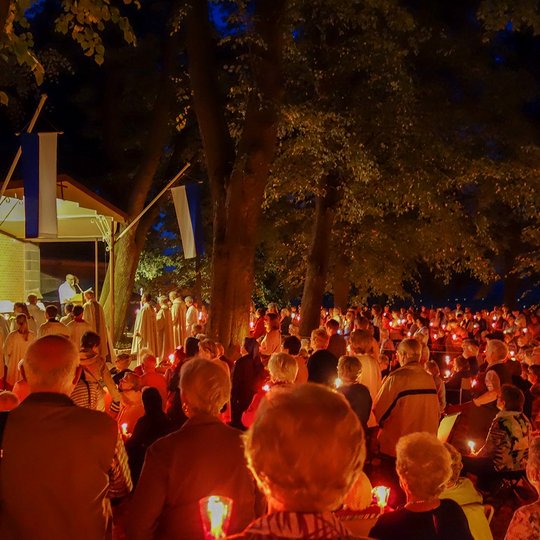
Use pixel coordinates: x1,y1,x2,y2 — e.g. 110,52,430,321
94,239,99,298
116,162,190,242
0,94,48,202
109,221,115,346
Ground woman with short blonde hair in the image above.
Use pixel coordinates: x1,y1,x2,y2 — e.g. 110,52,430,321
180,357,230,416
232,384,365,538
370,432,473,540
268,352,298,384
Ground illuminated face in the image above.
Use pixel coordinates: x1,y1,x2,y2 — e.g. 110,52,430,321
66,275,75,286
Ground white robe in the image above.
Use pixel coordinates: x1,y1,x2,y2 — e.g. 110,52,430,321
38,320,70,339
171,299,187,349
10,316,37,335
67,319,93,350
0,316,10,341
83,300,109,358
3,330,34,387
27,304,46,327
185,305,199,334
156,306,175,361
58,281,78,305
131,303,158,360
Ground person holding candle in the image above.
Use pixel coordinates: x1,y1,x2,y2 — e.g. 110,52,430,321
369,432,473,540
505,436,540,540
241,352,298,429
462,384,531,490
127,358,260,540
439,443,493,540
227,383,365,539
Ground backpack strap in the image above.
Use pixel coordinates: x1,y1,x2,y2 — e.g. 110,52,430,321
0,411,9,459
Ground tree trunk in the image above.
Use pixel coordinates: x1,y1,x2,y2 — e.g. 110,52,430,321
186,0,286,352
300,175,341,336
100,209,158,340
332,252,350,310
98,22,180,343
0,0,9,38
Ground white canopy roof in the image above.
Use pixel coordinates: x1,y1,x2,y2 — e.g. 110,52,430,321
0,175,126,242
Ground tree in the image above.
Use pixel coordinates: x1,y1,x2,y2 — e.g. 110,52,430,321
185,0,287,352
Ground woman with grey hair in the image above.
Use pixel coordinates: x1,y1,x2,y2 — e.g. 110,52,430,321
128,358,259,540
242,352,298,428
370,432,473,540
337,355,372,432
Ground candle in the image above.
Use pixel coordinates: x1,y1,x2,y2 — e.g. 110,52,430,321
471,379,477,387
249,321,254,330
445,369,451,378
168,353,175,362
262,384,270,392
433,334,438,339
121,423,128,437
372,485,390,514
467,440,475,454
445,355,451,364
334,377,342,388
199,495,233,540
523,328,528,334
198,311,203,321
452,333,457,341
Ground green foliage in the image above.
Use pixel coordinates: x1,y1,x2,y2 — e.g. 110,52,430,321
0,0,137,97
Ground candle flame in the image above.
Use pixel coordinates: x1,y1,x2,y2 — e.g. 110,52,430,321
262,384,270,392
207,496,229,539
168,353,175,362
372,485,390,509
468,440,475,453
334,377,342,388
121,423,128,436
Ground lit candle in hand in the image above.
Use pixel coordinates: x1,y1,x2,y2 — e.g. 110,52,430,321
121,423,129,437
199,495,233,539
372,486,391,514
468,440,476,454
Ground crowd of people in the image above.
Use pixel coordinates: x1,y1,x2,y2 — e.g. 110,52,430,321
0,293,539,540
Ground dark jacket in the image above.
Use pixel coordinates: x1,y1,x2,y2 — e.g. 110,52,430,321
127,413,260,540
0,392,130,540
339,383,372,431
230,354,265,429
307,349,338,386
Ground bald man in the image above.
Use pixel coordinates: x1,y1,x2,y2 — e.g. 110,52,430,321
0,335,132,540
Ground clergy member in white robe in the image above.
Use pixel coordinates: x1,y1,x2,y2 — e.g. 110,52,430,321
27,294,46,328
3,314,34,388
156,297,175,361
67,305,93,350
58,274,79,308
170,291,187,349
83,290,109,359
185,296,199,336
38,305,70,338
131,294,159,361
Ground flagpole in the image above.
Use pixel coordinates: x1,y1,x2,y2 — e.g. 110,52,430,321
115,162,190,243
0,94,48,203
